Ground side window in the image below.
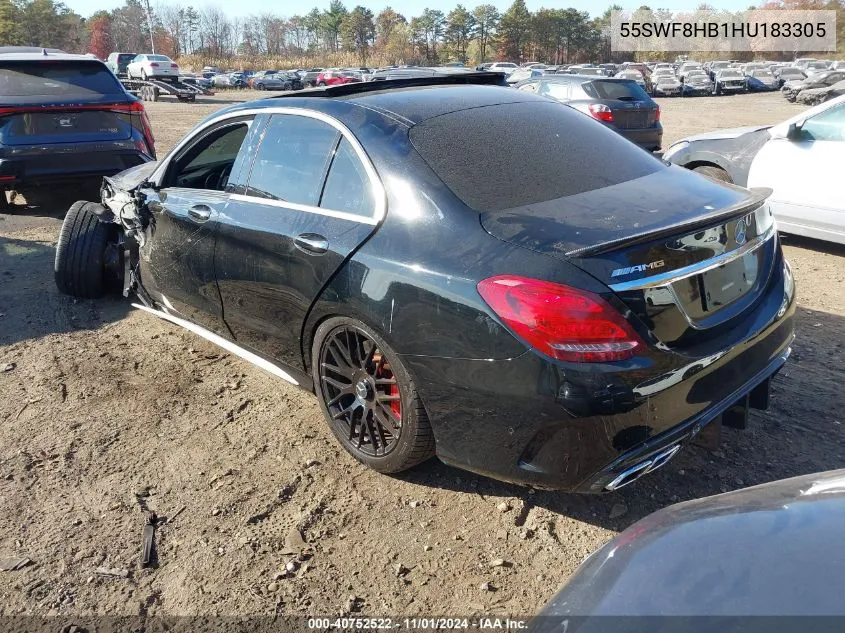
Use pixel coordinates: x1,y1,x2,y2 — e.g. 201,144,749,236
320,138,374,217
168,122,250,190
800,103,845,142
246,114,339,206
539,81,570,100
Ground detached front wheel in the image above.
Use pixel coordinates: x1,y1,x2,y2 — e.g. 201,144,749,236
312,318,435,473
54,201,112,299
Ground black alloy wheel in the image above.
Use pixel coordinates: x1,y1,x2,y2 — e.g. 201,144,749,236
313,318,435,473
320,325,402,456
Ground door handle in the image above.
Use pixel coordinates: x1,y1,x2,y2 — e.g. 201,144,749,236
188,204,212,222
294,233,329,255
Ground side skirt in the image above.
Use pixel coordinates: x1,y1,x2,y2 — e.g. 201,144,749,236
132,303,302,387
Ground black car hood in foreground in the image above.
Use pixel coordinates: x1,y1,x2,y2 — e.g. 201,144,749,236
481,164,764,257
533,470,845,628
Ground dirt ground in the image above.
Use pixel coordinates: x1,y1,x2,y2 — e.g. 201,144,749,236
1,90,844,622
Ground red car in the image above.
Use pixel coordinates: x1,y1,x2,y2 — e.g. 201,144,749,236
314,69,362,86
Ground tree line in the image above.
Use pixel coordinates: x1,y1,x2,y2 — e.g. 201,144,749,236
1,0,843,70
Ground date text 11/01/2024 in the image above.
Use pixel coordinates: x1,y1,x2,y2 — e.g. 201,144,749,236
306,618,529,630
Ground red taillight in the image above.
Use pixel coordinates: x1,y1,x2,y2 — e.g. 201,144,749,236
113,100,155,156
654,105,661,121
477,275,644,362
150,62,159,67
587,103,614,123
171,63,178,68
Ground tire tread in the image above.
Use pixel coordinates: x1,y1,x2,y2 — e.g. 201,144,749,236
54,201,109,298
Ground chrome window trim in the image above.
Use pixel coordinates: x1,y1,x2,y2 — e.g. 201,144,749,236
608,223,776,292
150,106,387,225
229,193,379,225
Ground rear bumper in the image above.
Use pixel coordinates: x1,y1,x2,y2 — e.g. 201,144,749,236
580,344,791,492
406,259,795,492
682,85,713,95
0,143,149,187
615,125,663,152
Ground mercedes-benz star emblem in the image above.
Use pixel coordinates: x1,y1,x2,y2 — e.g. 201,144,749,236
735,219,747,246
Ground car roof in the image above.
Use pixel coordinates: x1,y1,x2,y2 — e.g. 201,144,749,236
0,50,100,62
218,76,547,126
0,46,65,55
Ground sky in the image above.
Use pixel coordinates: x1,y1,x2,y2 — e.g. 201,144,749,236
63,0,755,20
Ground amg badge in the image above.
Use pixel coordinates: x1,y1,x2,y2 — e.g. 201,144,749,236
611,260,666,278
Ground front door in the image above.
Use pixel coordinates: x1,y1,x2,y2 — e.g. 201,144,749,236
138,116,254,332
213,112,383,370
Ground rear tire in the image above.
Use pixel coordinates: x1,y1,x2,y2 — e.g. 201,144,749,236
54,201,111,299
257,83,265,90
693,165,733,183
312,317,436,474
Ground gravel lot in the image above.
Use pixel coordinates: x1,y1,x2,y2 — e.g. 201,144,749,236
1,90,844,619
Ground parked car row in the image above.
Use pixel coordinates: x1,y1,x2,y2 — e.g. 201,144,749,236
474,57,845,98
782,69,845,104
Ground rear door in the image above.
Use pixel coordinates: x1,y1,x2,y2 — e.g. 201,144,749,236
214,112,383,369
137,115,255,333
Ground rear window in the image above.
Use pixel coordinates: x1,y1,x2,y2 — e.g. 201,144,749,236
409,101,662,212
0,61,124,97
584,80,650,101
117,54,135,62
148,55,171,62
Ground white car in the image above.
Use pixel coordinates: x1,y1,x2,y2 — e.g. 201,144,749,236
127,54,179,80
748,96,844,244
664,95,845,244
488,62,518,75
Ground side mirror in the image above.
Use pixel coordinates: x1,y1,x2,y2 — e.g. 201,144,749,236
786,120,805,141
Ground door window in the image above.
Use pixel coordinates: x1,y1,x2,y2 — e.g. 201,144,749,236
320,138,374,217
167,122,250,190
246,114,340,206
800,103,845,142
539,81,570,100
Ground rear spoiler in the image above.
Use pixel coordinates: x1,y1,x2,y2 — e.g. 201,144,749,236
566,187,772,258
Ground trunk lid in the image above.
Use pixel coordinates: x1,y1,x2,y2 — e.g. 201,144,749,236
480,167,777,348
578,79,659,130
0,59,135,146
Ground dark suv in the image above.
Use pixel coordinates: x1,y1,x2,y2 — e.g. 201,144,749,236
105,52,138,77
516,74,662,151
0,50,155,206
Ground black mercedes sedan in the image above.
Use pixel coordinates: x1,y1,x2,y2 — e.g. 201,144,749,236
54,74,795,492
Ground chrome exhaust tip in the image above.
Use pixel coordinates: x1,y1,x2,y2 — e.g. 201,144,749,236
605,444,682,492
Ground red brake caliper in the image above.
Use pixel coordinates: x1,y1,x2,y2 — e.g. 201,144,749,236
373,353,401,419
